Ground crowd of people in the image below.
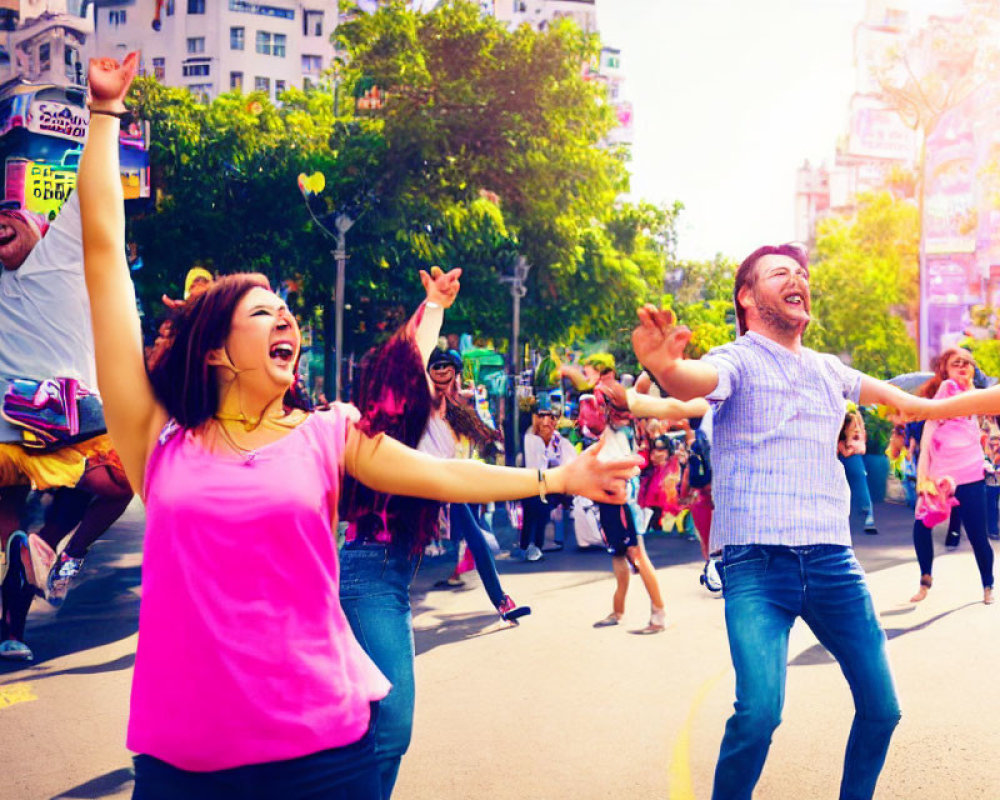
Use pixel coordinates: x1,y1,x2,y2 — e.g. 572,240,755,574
0,54,997,800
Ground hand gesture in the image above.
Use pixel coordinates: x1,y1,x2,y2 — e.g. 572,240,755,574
596,380,628,411
88,52,140,114
162,293,184,310
632,305,692,379
559,438,641,503
420,266,462,309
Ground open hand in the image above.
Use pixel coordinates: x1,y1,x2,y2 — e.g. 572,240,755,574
420,266,462,309
88,52,139,114
559,438,641,503
632,305,691,380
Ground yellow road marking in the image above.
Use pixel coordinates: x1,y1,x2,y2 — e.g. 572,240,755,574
0,682,37,710
669,668,729,800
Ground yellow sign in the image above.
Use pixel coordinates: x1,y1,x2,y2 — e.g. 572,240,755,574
24,162,76,218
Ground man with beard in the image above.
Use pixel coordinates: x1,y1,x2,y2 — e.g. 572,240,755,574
631,243,935,800
0,193,133,661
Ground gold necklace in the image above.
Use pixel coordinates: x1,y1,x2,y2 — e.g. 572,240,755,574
213,419,259,464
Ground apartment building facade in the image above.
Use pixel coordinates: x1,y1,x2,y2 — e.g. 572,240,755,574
88,0,338,102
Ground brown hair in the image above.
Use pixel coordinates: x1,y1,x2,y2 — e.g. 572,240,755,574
917,347,974,398
734,243,809,335
148,273,310,428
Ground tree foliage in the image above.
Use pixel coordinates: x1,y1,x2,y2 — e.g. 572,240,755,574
806,192,919,378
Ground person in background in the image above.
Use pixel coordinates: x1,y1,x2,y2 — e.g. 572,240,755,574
983,431,1000,541
910,348,994,605
520,393,576,560
837,409,878,534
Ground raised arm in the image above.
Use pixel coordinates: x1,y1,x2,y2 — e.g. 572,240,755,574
345,427,639,505
80,53,163,494
413,266,461,367
595,379,710,421
631,305,719,400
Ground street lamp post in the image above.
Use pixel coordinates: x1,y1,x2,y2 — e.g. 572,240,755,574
332,213,354,401
499,256,531,464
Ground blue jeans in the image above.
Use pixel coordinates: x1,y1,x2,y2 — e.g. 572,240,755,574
713,545,900,800
839,454,872,516
132,704,379,799
339,544,420,800
986,483,1000,537
450,503,505,608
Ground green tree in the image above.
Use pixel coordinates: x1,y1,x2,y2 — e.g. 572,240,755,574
806,191,919,378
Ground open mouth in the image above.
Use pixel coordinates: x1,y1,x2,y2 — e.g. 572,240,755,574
0,226,17,247
783,291,809,312
268,342,296,368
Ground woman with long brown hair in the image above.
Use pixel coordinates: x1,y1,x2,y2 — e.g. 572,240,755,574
910,347,994,604
81,55,640,799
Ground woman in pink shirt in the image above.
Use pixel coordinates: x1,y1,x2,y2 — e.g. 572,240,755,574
81,56,640,799
911,348,995,605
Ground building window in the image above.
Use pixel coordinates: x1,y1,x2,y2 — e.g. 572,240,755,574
187,0,205,13
186,37,205,54
229,0,295,20
109,9,127,26
39,42,51,72
255,76,270,94
255,31,271,55
230,27,244,50
230,71,243,91
188,83,211,102
182,63,210,77
301,54,322,74
153,56,166,81
166,0,174,16
273,33,286,58
275,79,285,96
303,10,322,36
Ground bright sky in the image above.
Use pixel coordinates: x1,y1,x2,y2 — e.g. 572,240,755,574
595,0,868,262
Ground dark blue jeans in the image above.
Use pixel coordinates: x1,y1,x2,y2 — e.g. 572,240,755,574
450,502,505,608
839,454,872,516
986,483,1000,537
339,544,419,800
713,545,900,800
131,704,379,800
912,479,995,588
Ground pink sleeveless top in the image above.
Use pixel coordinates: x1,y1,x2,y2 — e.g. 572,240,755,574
127,405,390,771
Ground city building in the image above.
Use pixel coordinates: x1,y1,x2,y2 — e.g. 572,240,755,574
87,0,338,102
0,0,91,87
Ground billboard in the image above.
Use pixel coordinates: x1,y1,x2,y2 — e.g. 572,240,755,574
0,82,150,217
846,94,917,161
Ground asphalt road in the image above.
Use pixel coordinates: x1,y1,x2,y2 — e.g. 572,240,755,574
1,499,998,800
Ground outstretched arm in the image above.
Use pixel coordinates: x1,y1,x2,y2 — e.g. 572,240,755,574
80,53,163,495
345,427,640,505
859,376,934,418
412,266,461,367
631,305,719,400
596,380,709,421
916,385,1000,420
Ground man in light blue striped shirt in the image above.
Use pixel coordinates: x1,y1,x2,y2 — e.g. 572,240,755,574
633,243,933,800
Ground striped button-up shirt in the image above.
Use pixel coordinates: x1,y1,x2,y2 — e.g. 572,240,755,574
703,331,862,551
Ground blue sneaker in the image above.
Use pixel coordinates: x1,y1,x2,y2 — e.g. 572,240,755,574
0,639,33,661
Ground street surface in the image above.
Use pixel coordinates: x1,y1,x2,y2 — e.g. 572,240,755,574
1,499,998,800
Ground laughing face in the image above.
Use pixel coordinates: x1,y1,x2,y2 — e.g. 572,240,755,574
220,286,301,391
0,211,41,271
741,253,811,336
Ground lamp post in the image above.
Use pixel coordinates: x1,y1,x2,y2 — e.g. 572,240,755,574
499,256,531,463
332,213,354,400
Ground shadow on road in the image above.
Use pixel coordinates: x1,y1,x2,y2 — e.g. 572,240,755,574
50,767,134,799
789,602,982,666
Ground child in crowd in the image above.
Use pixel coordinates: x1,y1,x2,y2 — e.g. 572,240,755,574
837,409,878,534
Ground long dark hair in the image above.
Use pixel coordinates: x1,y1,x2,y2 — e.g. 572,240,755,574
734,243,809,335
340,322,441,552
147,273,310,428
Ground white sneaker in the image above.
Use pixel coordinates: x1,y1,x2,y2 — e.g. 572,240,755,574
525,544,543,562
702,559,722,593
